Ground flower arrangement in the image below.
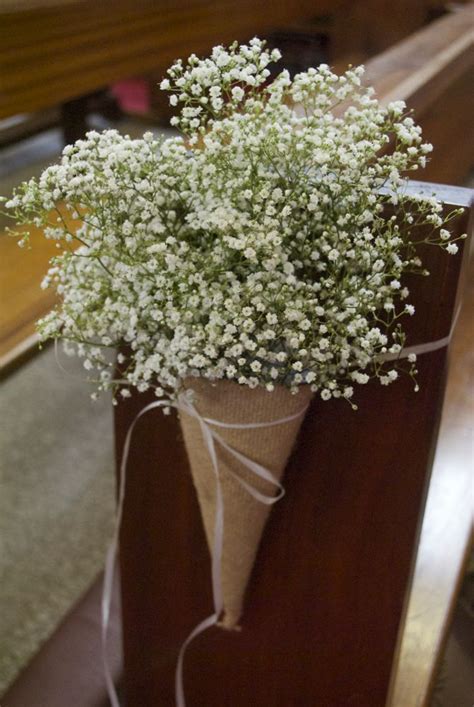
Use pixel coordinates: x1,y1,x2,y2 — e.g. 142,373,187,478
3,39,466,647
4,38,463,406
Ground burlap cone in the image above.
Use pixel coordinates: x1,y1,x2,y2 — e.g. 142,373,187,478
179,377,313,628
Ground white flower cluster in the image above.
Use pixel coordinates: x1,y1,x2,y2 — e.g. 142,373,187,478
160,38,281,137
5,39,465,404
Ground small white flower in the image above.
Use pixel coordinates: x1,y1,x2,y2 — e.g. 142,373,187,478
231,86,245,102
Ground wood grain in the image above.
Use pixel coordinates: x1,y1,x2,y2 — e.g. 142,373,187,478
2,5,473,373
363,4,474,186
0,0,341,119
363,5,474,114
0,213,80,373
0,227,57,370
1,7,473,700
412,69,474,186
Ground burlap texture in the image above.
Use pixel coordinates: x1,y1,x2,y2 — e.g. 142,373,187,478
179,378,313,628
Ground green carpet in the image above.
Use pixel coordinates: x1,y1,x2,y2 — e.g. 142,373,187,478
0,345,116,693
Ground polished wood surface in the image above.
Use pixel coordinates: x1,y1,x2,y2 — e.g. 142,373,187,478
1,6,473,699
363,4,474,186
414,69,474,186
0,0,340,119
0,227,58,371
115,203,470,706
364,5,474,114
331,0,431,61
0,211,81,373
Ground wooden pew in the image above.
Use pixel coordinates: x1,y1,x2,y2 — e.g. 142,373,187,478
1,2,469,140
0,0,339,120
388,218,473,707
363,5,474,185
114,7,474,706
1,1,469,122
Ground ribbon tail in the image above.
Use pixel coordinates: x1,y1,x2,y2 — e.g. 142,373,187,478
102,543,121,707
173,406,226,707
101,398,175,707
175,613,218,707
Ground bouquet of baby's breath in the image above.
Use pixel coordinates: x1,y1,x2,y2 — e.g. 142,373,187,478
4,38,463,404
4,38,465,628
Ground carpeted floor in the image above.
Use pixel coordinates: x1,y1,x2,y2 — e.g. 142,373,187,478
0,117,171,696
0,345,116,693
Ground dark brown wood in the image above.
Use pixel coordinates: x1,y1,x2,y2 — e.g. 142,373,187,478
60,95,90,145
4,7,472,374
114,198,471,706
412,69,474,186
389,268,474,706
362,5,474,186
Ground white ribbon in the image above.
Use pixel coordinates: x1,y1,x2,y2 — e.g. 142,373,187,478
101,393,308,707
378,305,461,362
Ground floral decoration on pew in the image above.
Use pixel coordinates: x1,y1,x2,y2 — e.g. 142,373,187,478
2,39,466,641
3,39,464,405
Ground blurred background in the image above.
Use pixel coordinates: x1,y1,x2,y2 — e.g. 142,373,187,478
0,1,472,706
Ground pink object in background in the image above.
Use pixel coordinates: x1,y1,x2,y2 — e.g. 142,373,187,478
112,78,151,115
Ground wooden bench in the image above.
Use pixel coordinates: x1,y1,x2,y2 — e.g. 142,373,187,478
0,2,469,139
0,0,338,374
114,189,472,707
0,0,338,120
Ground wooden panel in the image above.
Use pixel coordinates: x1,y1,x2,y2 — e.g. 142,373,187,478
115,202,470,706
0,209,82,372
362,5,474,185
0,227,58,370
413,70,474,186
320,7,474,184
0,0,342,119
2,5,473,373
363,5,474,114
331,0,430,60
